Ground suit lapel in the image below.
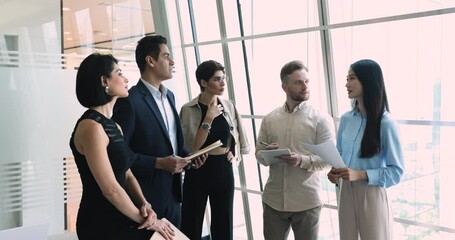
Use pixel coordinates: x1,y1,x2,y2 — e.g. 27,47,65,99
137,81,171,143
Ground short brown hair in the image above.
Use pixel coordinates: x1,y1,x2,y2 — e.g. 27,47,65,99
195,60,225,92
280,60,308,83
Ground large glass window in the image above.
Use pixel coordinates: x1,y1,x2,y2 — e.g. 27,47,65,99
169,1,330,239
3,0,455,239
167,0,455,239
330,10,455,239
328,0,455,24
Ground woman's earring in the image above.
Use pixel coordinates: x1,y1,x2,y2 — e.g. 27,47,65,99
105,86,109,95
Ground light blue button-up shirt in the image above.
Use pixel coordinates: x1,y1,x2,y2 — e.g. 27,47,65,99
337,110,404,188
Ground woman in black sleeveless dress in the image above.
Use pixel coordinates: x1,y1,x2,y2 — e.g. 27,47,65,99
69,53,174,240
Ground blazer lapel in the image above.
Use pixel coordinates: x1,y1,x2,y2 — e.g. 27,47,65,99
137,81,171,141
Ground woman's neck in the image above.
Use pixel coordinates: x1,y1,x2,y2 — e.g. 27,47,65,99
199,92,217,105
90,99,116,119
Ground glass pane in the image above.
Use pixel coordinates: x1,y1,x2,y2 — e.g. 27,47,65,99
331,14,455,121
189,0,221,43
232,192,263,240
239,0,319,36
390,124,455,238
241,33,327,116
0,0,71,233
328,0,455,24
221,0,241,38
63,0,153,57
173,0,193,45
319,207,340,239
111,0,154,59
225,41,250,115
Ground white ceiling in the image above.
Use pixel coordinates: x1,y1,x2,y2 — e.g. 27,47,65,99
62,0,154,54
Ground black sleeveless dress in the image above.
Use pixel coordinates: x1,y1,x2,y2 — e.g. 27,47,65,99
69,109,152,240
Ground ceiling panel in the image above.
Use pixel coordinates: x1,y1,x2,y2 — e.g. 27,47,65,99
62,0,154,54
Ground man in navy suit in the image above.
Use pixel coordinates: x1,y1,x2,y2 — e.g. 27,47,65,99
113,35,193,227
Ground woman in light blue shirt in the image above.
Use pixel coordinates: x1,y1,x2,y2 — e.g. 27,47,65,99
328,59,404,240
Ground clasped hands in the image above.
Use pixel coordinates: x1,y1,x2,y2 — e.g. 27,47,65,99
138,203,175,240
327,167,368,184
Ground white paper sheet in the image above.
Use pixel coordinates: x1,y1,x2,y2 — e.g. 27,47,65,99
303,140,345,208
303,140,346,168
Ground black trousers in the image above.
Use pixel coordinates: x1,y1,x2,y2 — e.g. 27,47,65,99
181,154,234,240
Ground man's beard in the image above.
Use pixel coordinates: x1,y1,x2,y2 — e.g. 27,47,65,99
290,92,309,102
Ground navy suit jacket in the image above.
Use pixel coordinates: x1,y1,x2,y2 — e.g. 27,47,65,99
112,80,188,224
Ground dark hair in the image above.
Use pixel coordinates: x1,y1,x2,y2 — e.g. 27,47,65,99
76,53,118,108
135,35,167,73
350,59,390,158
280,60,308,83
195,60,225,92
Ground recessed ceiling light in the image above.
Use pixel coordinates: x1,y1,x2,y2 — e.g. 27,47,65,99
64,31,71,35
66,37,73,40
62,7,70,11
93,30,107,36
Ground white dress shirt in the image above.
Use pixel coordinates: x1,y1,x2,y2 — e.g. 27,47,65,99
255,101,335,212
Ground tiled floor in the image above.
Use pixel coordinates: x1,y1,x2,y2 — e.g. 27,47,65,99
48,233,78,240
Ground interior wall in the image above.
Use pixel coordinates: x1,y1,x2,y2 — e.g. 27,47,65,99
0,0,84,235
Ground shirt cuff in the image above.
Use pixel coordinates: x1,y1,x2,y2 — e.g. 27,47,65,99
299,154,312,169
365,169,380,186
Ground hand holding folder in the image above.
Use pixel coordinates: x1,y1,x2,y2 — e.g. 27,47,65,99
261,148,291,165
185,140,223,160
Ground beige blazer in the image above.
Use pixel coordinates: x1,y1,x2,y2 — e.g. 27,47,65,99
179,94,250,161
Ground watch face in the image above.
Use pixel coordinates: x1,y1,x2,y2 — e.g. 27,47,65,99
201,122,211,130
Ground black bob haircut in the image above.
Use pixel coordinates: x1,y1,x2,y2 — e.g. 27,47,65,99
76,53,118,108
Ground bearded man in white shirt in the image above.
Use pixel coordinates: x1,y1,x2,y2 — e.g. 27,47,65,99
255,60,335,240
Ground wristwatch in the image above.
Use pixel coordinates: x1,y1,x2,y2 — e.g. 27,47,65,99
201,122,211,132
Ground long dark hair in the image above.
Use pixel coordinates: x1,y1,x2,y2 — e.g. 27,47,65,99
350,59,389,158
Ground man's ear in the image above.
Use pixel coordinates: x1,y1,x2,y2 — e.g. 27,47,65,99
146,55,154,67
281,83,287,92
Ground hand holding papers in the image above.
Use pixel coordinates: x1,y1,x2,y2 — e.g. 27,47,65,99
261,148,291,165
185,140,222,160
303,140,345,168
303,140,345,207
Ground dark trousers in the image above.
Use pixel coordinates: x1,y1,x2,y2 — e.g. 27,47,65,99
181,154,234,240
165,193,182,228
